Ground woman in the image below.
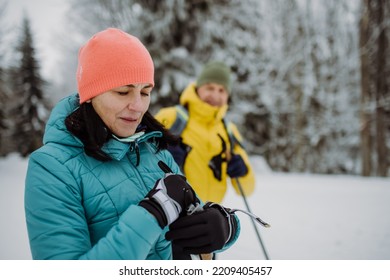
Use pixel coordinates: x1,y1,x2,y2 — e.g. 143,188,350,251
24,28,239,260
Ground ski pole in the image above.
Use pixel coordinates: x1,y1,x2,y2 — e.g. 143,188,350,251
235,178,270,260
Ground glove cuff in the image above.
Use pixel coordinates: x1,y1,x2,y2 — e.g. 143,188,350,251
139,199,167,228
140,189,182,228
152,189,182,224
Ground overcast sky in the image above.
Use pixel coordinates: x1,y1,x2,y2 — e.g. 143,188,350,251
4,0,69,80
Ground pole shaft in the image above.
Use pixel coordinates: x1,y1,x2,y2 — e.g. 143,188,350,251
235,178,270,260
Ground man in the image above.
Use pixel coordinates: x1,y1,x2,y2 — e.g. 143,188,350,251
155,61,255,204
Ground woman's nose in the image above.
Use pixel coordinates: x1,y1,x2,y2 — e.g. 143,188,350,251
126,91,143,109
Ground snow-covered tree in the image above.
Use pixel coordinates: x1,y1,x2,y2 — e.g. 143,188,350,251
64,0,264,111
56,0,386,176
0,1,10,156
254,0,361,174
8,16,51,157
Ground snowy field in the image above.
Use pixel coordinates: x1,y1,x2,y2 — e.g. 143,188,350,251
0,153,389,260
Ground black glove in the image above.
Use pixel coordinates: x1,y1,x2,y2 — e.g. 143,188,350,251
139,174,199,228
165,202,238,254
227,154,248,178
168,140,191,169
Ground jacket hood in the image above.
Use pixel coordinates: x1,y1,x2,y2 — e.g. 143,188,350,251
179,83,228,124
43,93,83,148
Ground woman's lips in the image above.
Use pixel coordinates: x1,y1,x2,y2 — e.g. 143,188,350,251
120,116,138,123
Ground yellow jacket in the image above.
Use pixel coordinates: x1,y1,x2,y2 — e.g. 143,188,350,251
155,83,255,203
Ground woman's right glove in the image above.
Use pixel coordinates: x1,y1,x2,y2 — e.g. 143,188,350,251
139,174,199,228
165,202,238,254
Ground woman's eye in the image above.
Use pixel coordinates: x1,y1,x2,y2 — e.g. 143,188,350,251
141,91,150,97
116,91,128,96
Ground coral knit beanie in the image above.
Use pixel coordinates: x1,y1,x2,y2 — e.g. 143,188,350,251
76,28,154,104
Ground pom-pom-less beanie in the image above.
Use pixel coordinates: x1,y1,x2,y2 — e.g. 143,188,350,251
76,28,154,104
196,61,231,93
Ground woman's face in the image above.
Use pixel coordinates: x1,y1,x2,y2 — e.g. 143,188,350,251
197,82,229,107
91,83,152,138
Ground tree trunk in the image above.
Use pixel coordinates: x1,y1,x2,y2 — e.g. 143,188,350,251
359,0,372,176
374,0,388,177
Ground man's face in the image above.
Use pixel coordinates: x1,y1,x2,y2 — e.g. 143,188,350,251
197,83,229,107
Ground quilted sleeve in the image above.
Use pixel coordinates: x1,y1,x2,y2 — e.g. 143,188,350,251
25,151,166,260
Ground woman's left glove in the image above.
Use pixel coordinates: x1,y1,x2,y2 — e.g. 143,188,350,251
139,174,199,229
165,202,238,254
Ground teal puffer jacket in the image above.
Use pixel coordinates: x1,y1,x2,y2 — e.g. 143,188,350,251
24,94,184,260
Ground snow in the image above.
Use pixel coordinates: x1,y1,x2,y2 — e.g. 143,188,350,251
0,153,31,260
1,153,389,260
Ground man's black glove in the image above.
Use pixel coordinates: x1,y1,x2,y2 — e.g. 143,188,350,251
227,154,248,178
165,202,238,254
139,174,199,228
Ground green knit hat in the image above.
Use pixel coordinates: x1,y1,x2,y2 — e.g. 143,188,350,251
196,61,232,93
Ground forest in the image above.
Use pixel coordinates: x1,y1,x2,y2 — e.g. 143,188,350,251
0,0,389,177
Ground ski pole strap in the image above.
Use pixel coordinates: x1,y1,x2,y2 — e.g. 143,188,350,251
230,208,270,228
186,202,203,215
205,201,270,228
158,160,173,173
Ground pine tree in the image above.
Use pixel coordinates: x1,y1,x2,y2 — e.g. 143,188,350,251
0,62,8,156
9,16,50,157
0,68,7,156
0,1,9,156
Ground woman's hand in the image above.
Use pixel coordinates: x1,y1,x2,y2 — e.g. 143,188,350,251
165,202,238,254
139,174,199,228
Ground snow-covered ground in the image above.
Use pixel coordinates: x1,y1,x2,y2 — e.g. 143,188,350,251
1,153,389,260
